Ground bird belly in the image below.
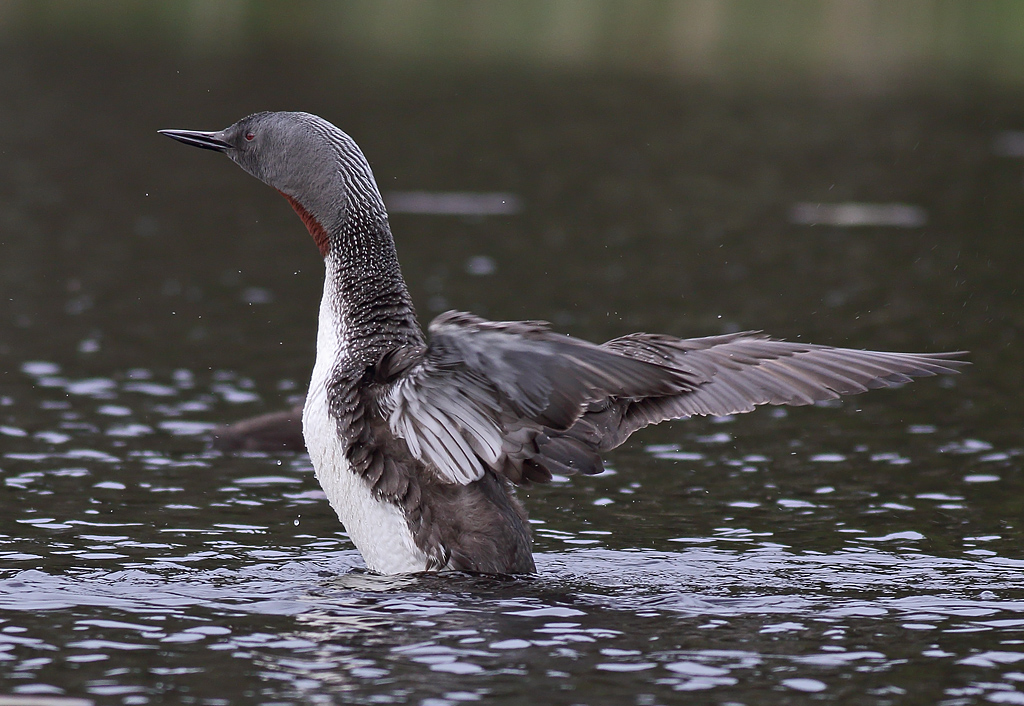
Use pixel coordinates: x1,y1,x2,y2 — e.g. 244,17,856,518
303,283,429,574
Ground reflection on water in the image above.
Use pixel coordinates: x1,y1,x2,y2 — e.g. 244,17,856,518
789,202,928,228
384,191,522,216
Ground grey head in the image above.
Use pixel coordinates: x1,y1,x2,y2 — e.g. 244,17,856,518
160,112,386,243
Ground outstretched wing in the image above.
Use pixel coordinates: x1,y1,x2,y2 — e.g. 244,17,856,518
380,311,695,485
211,405,305,452
381,313,968,487
582,331,968,450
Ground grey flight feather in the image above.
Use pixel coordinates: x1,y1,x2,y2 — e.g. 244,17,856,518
587,331,968,450
379,313,967,488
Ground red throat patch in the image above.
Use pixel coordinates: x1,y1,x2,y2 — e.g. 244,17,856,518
278,190,329,257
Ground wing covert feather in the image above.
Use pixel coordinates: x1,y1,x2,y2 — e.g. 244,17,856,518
382,311,695,485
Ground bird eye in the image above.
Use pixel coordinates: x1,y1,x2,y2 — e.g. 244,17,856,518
245,132,255,141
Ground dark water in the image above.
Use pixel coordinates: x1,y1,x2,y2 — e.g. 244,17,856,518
2,3,1024,704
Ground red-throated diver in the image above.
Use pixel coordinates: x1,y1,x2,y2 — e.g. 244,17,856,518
160,112,967,575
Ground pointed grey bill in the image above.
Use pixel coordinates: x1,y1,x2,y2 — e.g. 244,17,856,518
159,128,232,152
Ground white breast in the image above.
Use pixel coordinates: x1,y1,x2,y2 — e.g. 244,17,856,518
302,275,429,574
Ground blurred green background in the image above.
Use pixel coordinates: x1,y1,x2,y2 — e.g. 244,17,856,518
4,0,1024,88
